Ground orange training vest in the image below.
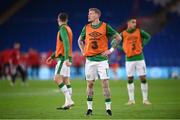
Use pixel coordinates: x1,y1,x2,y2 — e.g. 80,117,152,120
84,22,108,56
55,25,73,57
122,28,142,57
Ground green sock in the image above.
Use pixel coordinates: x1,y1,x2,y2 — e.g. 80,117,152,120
67,84,71,88
105,98,111,102
87,96,93,110
105,98,111,110
58,83,65,88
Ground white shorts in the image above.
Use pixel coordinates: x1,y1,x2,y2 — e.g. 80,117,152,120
55,60,70,77
125,60,146,77
85,59,110,81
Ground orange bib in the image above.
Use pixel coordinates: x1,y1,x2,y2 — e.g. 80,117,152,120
84,22,108,56
55,25,73,57
122,28,142,57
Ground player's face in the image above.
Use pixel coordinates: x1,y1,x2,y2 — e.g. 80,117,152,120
57,18,61,26
14,43,20,49
128,19,137,29
88,11,99,22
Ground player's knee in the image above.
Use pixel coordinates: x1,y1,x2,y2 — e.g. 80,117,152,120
128,77,134,84
140,75,147,83
102,79,109,87
63,77,69,85
87,82,94,88
141,79,147,83
54,75,62,84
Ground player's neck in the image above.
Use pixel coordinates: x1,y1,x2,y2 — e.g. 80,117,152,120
59,22,67,26
91,19,100,26
127,27,136,32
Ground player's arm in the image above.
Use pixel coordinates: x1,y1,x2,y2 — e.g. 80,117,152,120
46,52,55,64
50,52,55,59
140,29,151,47
111,33,123,51
78,26,86,55
107,24,122,49
60,26,71,66
102,24,122,56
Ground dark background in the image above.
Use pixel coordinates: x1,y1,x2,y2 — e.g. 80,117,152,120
0,0,180,66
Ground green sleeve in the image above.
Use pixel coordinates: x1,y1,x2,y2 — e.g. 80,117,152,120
118,33,123,51
80,26,86,40
140,29,151,47
60,26,70,60
50,52,55,59
111,34,123,51
106,24,118,38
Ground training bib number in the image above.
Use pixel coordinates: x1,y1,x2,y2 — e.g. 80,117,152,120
91,41,98,49
131,39,136,51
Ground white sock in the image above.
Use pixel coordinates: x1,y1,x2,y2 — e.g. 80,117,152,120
87,101,93,110
141,83,148,101
68,87,72,97
60,84,72,103
105,102,111,110
127,83,135,101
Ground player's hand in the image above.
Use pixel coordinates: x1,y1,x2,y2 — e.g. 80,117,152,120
64,59,72,67
46,57,53,64
101,50,112,56
80,49,85,56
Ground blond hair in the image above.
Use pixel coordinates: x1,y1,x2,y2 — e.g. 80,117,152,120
89,8,101,17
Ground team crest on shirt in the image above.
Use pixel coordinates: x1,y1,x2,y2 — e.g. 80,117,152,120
89,31,102,37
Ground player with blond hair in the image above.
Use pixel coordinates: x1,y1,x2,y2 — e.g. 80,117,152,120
78,8,121,116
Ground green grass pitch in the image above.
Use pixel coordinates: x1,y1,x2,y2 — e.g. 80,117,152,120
0,79,180,119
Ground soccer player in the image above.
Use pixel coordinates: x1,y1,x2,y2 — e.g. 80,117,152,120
78,8,121,116
121,18,151,105
46,12,74,110
10,42,27,86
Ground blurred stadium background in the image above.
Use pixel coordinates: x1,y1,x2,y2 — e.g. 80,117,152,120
0,0,180,80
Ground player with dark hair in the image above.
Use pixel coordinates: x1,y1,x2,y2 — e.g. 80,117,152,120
46,12,74,110
120,19,151,105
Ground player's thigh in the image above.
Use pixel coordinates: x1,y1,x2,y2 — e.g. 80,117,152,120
54,60,70,78
125,61,136,77
97,60,110,80
55,60,62,75
85,59,98,81
61,62,70,77
136,60,147,76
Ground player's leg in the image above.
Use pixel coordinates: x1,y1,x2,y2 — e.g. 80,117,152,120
85,59,96,116
86,80,94,116
61,63,73,98
139,75,151,105
3,63,10,79
55,60,72,110
63,77,72,97
98,60,112,116
136,60,151,105
63,77,74,106
126,61,136,105
10,65,17,86
17,65,27,85
101,79,112,116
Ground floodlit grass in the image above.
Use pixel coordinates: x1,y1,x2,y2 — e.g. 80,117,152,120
0,79,180,119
